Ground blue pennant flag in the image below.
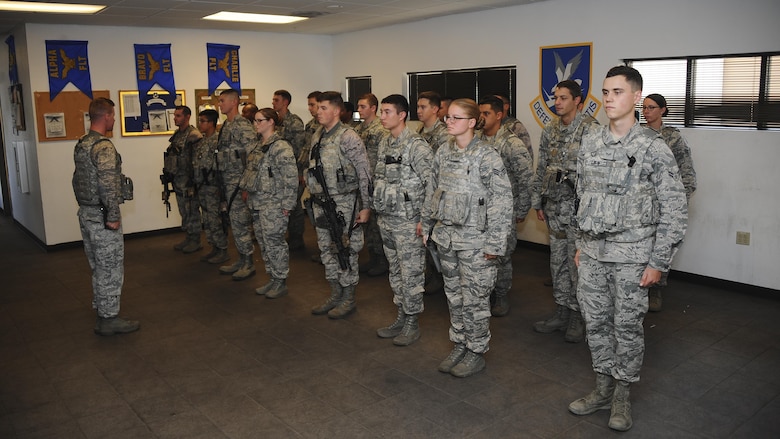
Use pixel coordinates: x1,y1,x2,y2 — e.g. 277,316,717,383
45,40,93,100
5,35,18,85
134,43,176,97
207,43,240,95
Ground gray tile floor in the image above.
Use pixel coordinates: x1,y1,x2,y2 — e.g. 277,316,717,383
0,213,778,438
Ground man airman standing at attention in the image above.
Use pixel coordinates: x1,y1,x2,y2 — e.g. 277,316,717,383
166,105,203,254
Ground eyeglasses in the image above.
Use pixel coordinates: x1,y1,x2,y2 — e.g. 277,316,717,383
642,105,659,111
253,118,268,124
444,115,472,123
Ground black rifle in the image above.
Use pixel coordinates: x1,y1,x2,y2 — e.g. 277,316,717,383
308,138,352,271
160,169,174,217
426,225,442,273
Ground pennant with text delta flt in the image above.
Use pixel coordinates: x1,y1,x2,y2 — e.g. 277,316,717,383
134,44,176,97
5,35,18,85
207,43,241,95
45,40,93,101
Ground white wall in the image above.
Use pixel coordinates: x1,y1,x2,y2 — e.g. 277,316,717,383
331,0,780,290
14,23,332,245
2,0,779,290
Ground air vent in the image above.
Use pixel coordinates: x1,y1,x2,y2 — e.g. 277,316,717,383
291,11,328,18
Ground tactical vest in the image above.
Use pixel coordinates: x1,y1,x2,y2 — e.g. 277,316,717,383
72,132,131,205
577,132,659,238
373,137,426,220
215,119,250,173
306,124,359,196
240,136,285,195
541,118,589,201
430,141,490,231
193,135,218,186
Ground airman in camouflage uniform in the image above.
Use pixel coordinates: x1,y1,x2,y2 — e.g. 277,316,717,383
355,93,390,277
216,89,257,281
642,93,697,312
307,92,373,320
273,90,307,251
423,99,513,378
193,109,229,264
241,108,299,299
532,80,600,343
569,67,687,432
373,94,433,346
477,96,533,317
495,93,534,161
72,97,139,336
166,106,203,254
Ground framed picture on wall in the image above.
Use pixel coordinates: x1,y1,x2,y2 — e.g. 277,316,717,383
10,83,26,132
119,89,186,136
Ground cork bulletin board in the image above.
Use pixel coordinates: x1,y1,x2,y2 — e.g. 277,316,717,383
33,90,112,142
194,88,256,126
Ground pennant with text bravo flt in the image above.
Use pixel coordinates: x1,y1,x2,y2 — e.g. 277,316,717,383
529,42,600,128
134,43,176,97
5,35,18,85
45,40,93,101
207,43,240,95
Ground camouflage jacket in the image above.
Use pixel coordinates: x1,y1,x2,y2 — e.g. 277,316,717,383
278,111,305,161
645,123,697,198
576,122,688,271
502,116,534,161
72,130,123,222
418,119,449,153
532,113,599,209
192,132,219,186
166,125,202,192
423,136,513,255
240,132,298,211
354,116,389,175
479,125,533,221
216,116,255,186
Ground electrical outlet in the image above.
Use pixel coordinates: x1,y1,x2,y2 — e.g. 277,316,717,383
736,231,751,246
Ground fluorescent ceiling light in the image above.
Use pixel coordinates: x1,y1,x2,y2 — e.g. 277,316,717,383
203,11,308,25
0,1,105,14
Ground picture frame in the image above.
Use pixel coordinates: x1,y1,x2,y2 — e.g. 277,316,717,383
119,89,186,136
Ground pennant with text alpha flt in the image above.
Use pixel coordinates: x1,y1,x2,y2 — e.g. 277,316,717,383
5,35,18,85
207,43,241,95
45,40,93,100
134,43,176,97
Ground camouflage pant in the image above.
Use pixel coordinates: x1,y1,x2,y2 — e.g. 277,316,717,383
312,192,364,287
577,252,648,382
175,191,202,236
545,199,579,311
224,183,254,256
440,246,497,354
287,181,306,242
378,215,424,315
365,209,385,259
252,204,290,279
78,206,123,318
494,230,517,298
197,185,227,249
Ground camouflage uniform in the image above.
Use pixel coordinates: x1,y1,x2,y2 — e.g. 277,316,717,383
166,125,203,241
373,126,433,315
306,122,372,288
478,126,533,302
355,117,389,268
193,132,227,251
216,116,256,256
299,118,321,169
532,113,599,312
72,131,126,318
278,111,307,247
422,137,513,354
502,116,534,161
418,119,450,153
645,123,696,288
240,132,298,280
576,122,688,382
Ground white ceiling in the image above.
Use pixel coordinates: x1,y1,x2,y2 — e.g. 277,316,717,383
0,0,546,36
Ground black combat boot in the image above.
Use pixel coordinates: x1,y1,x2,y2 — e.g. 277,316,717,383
533,304,571,333
564,311,585,343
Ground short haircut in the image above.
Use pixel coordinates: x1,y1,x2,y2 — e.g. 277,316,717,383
318,91,345,109
381,94,409,116
358,93,379,109
556,80,583,101
220,89,240,101
606,65,643,91
418,91,442,109
199,109,218,126
307,90,322,100
274,89,292,103
243,104,259,122
89,97,115,120
478,95,504,113
494,92,510,105
441,96,453,105
175,105,191,117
